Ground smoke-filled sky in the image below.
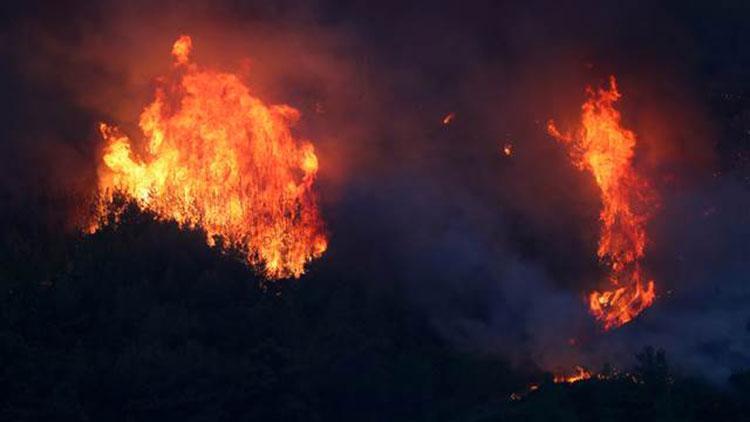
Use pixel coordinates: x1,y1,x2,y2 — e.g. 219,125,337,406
2,0,750,382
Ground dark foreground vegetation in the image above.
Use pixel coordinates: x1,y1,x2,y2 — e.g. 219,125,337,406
1,199,749,421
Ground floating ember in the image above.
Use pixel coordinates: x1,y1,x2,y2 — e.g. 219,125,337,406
442,112,456,125
548,76,658,330
502,142,513,157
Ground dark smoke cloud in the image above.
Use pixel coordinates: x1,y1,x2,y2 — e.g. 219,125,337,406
2,0,750,381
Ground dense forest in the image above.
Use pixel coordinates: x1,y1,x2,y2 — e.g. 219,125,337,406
1,198,749,421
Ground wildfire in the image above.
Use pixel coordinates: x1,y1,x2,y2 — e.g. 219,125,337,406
554,366,592,384
548,76,657,330
90,35,327,279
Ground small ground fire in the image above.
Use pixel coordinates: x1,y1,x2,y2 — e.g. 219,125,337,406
90,35,327,279
554,366,592,384
548,76,658,330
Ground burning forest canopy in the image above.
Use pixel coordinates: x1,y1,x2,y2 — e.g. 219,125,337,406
91,35,327,279
2,0,750,420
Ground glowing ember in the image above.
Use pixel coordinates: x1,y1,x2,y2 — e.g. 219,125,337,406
91,35,327,279
171,35,192,65
502,142,513,156
548,76,657,330
442,112,456,125
554,366,592,384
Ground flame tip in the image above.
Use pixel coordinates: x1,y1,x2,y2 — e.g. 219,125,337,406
171,35,193,65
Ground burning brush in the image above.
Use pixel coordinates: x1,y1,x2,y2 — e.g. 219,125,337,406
89,35,327,279
548,76,658,330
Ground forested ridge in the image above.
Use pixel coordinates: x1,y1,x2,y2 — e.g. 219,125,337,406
1,199,748,421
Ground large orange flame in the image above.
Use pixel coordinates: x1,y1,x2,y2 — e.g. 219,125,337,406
91,35,327,279
548,76,657,330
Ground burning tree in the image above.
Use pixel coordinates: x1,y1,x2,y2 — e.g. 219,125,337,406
90,35,327,279
548,76,658,330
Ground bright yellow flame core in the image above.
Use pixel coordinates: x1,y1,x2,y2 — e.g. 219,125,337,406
92,35,327,279
548,76,657,330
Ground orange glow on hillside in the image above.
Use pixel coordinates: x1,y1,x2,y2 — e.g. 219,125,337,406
554,366,592,384
91,35,327,279
548,76,657,330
